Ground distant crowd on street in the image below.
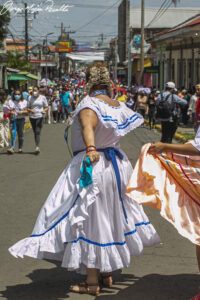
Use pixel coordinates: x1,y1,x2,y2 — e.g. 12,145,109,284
0,73,85,154
0,69,200,154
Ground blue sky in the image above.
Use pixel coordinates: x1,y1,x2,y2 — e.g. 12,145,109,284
0,0,199,45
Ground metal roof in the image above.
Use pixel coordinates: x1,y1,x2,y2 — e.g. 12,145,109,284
130,7,200,29
151,14,200,42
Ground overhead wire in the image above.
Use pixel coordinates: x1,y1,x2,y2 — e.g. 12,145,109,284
75,0,121,32
151,0,172,26
146,0,171,28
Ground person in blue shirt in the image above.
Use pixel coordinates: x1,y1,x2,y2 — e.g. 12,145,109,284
22,90,29,101
59,88,72,123
156,82,187,143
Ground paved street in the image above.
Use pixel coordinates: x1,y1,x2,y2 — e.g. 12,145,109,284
0,124,199,300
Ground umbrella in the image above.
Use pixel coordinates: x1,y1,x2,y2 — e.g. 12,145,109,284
40,78,52,86
79,72,86,77
138,87,151,94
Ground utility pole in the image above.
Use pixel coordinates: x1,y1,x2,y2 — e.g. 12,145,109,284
25,3,28,61
114,38,118,82
140,0,145,85
45,32,53,84
100,33,104,45
56,23,76,77
128,27,132,89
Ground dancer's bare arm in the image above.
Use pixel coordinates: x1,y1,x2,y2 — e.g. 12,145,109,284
149,142,200,156
79,109,100,163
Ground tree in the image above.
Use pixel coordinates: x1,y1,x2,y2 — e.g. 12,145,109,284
7,50,33,71
0,6,10,48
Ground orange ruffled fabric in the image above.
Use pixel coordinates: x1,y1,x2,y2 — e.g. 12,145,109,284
126,143,200,245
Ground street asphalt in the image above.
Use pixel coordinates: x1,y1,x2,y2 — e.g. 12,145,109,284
0,124,199,300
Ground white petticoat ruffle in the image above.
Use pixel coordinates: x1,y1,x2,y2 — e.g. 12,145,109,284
70,96,144,137
9,151,160,274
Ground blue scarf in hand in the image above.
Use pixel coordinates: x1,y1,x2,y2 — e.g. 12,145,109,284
79,157,93,188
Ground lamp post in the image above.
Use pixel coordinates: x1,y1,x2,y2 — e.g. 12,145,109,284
45,32,54,85
140,0,145,85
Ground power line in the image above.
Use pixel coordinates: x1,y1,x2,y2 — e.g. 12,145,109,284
146,0,171,28
152,1,172,25
75,0,121,32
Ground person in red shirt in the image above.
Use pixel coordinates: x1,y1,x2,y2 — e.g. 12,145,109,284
194,84,200,132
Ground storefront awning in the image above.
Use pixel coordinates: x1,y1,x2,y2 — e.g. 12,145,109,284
66,52,105,62
18,72,41,80
7,74,29,81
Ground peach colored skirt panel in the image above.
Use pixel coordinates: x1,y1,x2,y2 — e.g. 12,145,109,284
127,144,200,245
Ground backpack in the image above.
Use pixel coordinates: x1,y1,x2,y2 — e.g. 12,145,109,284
156,92,175,119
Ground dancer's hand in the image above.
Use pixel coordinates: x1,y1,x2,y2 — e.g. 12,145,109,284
149,142,166,155
85,151,100,163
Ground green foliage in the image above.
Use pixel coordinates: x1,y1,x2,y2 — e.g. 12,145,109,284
7,50,33,71
0,6,10,48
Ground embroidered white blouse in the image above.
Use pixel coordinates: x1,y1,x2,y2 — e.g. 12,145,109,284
70,95,144,153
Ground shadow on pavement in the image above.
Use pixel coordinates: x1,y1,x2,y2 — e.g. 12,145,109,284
1,266,199,300
97,273,200,300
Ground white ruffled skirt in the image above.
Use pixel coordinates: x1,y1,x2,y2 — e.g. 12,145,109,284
9,150,161,274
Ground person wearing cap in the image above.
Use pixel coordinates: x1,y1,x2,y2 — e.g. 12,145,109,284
154,90,160,101
156,81,187,143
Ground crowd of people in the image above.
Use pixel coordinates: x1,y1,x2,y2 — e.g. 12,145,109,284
116,83,199,127
114,82,200,142
1,72,200,155
0,74,85,154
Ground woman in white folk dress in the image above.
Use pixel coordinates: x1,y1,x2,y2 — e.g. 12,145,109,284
9,63,160,296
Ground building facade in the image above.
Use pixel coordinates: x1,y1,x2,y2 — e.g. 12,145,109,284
150,15,200,90
117,1,200,86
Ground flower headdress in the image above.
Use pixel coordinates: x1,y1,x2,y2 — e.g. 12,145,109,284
84,63,112,97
